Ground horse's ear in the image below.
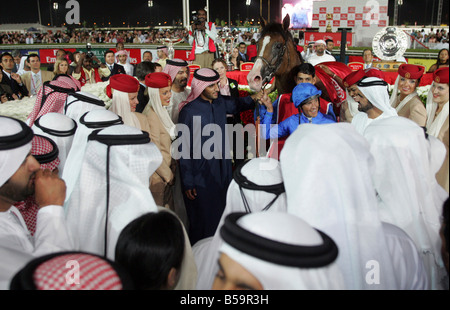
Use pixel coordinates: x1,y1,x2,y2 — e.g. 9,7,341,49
282,14,290,31
260,15,268,28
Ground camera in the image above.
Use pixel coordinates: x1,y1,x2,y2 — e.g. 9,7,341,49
86,43,94,58
192,15,202,26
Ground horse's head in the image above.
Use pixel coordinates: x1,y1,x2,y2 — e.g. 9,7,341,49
247,14,297,92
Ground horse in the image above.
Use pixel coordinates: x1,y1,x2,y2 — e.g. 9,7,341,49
247,14,301,95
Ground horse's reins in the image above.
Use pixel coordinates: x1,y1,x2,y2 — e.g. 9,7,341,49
254,34,291,91
253,32,292,157
254,33,291,117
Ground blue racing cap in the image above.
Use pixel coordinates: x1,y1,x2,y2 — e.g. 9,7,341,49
292,83,322,108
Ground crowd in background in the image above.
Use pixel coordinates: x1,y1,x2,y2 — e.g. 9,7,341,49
0,28,260,46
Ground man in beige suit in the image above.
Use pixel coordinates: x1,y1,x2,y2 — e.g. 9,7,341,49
21,54,54,96
389,64,427,127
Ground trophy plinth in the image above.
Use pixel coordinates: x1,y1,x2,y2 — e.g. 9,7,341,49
372,27,408,72
372,61,406,72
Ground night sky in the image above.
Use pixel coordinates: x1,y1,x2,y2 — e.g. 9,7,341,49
2,0,448,28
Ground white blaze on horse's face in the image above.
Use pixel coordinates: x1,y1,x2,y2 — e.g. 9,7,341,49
247,36,271,92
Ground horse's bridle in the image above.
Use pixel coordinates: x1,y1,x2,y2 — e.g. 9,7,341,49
254,35,291,89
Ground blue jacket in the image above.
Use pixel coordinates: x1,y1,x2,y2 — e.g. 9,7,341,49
261,110,336,139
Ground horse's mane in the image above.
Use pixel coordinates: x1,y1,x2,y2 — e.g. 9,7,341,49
259,22,293,42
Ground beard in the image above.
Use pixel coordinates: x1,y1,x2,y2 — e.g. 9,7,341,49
176,77,188,88
0,177,35,204
357,100,374,113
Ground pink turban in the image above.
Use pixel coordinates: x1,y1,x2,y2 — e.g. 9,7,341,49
178,68,220,111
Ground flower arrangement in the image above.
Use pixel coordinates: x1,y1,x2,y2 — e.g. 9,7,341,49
238,85,278,126
0,96,35,122
0,81,113,122
416,85,432,105
80,81,112,109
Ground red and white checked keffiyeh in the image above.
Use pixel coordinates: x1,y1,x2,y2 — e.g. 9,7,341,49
32,253,127,290
178,68,219,111
54,74,82,91
14,135,60,236
162,58,189,82
27,78,80,127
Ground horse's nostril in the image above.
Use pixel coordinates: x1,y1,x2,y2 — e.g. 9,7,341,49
254,76,261,82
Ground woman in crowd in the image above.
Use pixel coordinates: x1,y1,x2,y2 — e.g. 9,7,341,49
211,58,239,98
107,74,151,133
142,72,177,210
229,47,241,71
428,48,449,73
389,63,427,127
426,67,449,193
53,58,70,76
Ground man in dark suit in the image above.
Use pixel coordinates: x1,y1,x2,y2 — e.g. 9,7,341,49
103,50,125,81
96,32,105,43
134,61,156,113
11,50,22,73
238,42,249,63
1,52,28,99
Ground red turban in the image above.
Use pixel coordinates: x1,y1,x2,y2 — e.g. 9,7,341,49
398,64,425,80
145,72,172,89
343,70,366,88
106,74,140,98
364,67,385,80
433,67,449,84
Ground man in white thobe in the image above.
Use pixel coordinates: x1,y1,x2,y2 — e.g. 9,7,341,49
0,116,74,289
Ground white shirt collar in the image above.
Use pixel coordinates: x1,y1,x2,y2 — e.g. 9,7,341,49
2,70,11,79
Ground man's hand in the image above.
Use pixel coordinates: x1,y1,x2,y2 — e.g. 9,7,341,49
78,52,86,64
316,64,334,77
185,188,197,200
259,90,273,113
251,90,264,102
34,169,66,208
11,72,22,84
0,94,8,103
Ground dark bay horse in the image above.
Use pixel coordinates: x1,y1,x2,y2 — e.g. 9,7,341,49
247,14,302,95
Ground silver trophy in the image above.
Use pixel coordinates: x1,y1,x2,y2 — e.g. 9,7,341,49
219,27,238,71
372,27,408,71
161,37,183,60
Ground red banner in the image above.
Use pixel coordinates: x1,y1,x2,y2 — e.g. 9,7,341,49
39,48,77,64
304,32,353,47
111,48,142,64
174,49,191,61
